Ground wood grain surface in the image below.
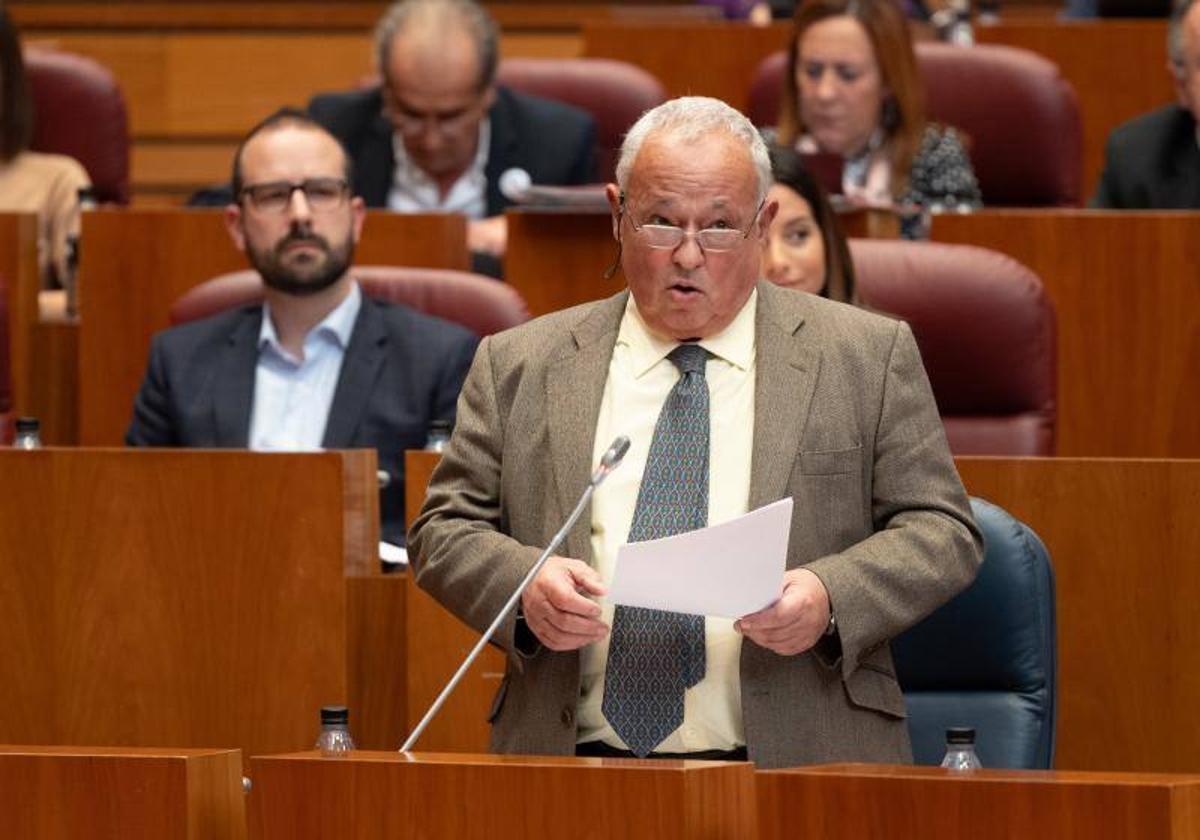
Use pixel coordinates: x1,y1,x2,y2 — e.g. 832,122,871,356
251,750,757,839
758,763,1200,840
0,745,246,840
0,448,401,772
958,456,1200,773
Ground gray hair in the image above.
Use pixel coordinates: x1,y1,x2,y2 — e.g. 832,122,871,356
374,0,499,90
1169,0,1197,68
615,96,772,204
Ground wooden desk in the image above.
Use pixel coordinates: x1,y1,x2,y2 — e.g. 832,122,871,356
250,751,756,839
957,456,1200,773
0,745,246,840
0,448,404,771
759,763,1200,839
77,208,467,446
0,213,40,423
933,210,1200,458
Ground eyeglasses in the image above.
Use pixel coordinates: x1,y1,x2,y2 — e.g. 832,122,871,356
620,194,765,253
239,178,350,214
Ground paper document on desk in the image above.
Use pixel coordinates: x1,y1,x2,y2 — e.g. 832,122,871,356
608,498,792,619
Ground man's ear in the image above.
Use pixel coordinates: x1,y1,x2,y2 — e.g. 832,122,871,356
605,183,621,241
350,196,367,243
224,203,247,253
757,199,779,240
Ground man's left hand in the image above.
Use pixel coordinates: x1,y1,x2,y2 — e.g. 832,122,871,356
735,568,831,656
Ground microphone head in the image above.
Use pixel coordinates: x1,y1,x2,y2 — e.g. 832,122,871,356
498,167,532,202
601,435,631,470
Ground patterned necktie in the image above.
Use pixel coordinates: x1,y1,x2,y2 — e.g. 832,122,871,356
602,343,709,757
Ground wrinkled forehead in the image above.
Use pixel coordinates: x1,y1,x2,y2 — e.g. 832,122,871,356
625,129,760,215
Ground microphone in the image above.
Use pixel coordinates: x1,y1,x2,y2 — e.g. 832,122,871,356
400,435,631,752
498,167,533,202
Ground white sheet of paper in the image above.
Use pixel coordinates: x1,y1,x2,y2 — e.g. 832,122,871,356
608,497,793,619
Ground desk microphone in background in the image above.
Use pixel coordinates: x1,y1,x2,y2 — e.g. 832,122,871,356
400,435,631,752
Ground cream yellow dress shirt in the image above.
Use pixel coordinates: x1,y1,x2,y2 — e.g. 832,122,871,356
578,289,757,752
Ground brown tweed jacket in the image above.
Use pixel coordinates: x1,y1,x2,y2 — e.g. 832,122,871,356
408,280,982,769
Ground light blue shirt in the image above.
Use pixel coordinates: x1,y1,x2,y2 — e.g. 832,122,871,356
248,283,362,452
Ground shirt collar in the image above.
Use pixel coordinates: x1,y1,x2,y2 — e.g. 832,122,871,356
259,281,362,357
392,118,491,186
617,287,757,378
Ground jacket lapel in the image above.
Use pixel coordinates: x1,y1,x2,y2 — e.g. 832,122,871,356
749,282,822,511
484,90,519,216
545,293,627,561
213,309,261,447
323,298,387,449
360,97,396,208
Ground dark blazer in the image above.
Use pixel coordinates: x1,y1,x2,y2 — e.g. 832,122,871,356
1091,104,1200,208
126,295,478,545
307,85,598,213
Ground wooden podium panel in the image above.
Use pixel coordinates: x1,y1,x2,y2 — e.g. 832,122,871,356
77,208,467,446
251,751,756,839
758,764,1200,840
506,208,621,317
0,448,405,769
0,745,245,840
0,212,40,424
933,211,1200,458
403,450,504,753
956,457,1200,773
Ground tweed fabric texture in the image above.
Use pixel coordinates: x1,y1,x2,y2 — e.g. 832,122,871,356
602,343,710,756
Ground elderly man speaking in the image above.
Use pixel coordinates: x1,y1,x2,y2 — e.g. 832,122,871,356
408,96,981,768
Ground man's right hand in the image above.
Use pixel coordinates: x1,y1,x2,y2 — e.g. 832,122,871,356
520,556,609,651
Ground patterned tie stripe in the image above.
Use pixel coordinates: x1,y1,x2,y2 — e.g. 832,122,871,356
603,343,710,757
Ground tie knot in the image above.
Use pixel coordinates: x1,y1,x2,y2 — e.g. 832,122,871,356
668,343,708,377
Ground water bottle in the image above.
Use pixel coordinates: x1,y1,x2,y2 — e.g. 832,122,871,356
947,0,975,46
940,726,983,771
13,417,42,449
315,705,355,756
424,419,452,452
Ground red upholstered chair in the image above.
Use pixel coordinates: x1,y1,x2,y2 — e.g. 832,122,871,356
495,58,666,181
24,48,131,205
747,43,1083,206
850,239,1057,455
169,266,531,337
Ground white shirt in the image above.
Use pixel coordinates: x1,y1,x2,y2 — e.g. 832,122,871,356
387,120,490,219
578,289,758,753
248,283,361,452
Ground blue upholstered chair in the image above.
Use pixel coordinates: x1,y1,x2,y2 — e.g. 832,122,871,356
892,497,1057,769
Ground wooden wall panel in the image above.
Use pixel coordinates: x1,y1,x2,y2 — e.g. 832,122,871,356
0,213,40,420
0,449,391,771
957,457,1200,772
933,211,1200,458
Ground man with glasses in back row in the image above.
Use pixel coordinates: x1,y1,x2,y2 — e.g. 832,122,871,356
127,110,478,546
308,0,596,274
408,97,981,767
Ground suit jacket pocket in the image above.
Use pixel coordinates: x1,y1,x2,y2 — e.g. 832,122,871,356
487,674,510,723
799,445,862,476
844,663,907,719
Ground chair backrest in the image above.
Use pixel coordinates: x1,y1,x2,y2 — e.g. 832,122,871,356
24,49,131,205
169,267,530,337
746,43,1083,206
850,238,1056,456
495,57,666,181
892,497,1057,769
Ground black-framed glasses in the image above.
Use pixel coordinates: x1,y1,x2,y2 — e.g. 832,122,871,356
239,178,350,214
619,193,765,253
